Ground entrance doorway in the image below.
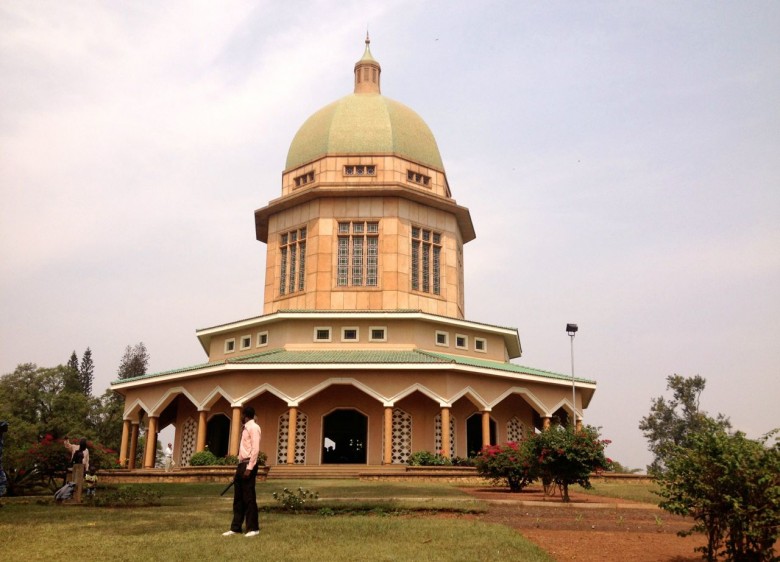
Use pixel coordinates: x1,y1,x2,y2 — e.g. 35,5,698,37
206,414,230,458
466,414,496,456
322,409,367,464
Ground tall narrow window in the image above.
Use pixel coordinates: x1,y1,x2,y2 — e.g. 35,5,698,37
337,221,379,287
411,227,420,290
279,226,307,296
298,228,307,291
411,226,442,295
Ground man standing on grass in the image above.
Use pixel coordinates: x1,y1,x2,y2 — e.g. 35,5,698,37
223,405,262,537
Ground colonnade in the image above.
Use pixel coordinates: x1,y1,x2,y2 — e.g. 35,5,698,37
118,405,583,468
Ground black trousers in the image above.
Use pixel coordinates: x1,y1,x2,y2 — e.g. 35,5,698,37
230,462,259,532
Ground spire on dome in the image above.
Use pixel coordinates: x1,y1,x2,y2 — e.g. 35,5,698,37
354,34,381,94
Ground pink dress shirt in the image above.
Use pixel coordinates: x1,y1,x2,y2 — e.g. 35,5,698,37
239,419,262,471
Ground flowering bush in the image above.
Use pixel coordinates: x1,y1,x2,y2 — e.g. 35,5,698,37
474,440,537,492
5,435,118,495
474,425,612,499
530,425,612,502
272,487,318,511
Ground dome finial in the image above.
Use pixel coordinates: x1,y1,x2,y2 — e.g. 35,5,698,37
354,32,381,94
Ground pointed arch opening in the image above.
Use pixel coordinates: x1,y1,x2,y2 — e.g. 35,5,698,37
466,413,496,457
322,409,367,464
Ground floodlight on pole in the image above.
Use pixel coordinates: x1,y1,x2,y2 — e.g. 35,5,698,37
566,324,578,428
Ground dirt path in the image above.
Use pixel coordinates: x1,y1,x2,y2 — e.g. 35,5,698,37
463,487,702,561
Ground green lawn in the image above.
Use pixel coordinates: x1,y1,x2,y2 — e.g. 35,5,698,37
0,481,553,562
576,479,659,504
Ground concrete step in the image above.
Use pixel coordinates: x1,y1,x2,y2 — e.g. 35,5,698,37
267,464,408,479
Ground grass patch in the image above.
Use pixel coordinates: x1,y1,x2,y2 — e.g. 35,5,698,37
577,479,660,504
0,481,551,561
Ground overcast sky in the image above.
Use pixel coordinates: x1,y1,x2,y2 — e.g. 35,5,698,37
1,1,778,470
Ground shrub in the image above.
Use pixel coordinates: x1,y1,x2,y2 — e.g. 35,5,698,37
530,424,611,502
656,424,779,561
272,487,318,511
451,456,475,467
5,435,118,495
474,440,536,492
188,451,219,466
407,451,452,466
188,451,264,466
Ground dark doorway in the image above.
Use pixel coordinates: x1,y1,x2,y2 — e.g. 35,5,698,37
466,414,497,457
207,415,230,458
322,409,367,464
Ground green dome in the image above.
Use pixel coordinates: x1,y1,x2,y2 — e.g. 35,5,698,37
285,93,444,171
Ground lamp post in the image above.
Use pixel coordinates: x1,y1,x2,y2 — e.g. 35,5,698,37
566,323,578,428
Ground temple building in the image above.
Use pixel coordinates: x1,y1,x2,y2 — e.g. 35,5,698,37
111,38,597,470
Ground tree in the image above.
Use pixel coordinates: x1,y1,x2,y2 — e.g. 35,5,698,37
657,422,779,561
608,460,642,474
67,351,79,374
117,342,150,380
530,424,612,502
79,347,94,396
639,374,730,475
0,364,95,485
91,389,125,452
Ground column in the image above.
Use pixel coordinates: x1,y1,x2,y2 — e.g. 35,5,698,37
286,407,298,465
143,416,159,468
481,411,491,447
575,419,583,432
196,410,208,452
229,406,242,457
128,422,140,469
119,419,130,467
383,407,393,464
542,417,551,431
440,407,451,458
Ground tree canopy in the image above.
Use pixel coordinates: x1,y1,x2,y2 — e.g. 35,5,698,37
638,374,730,474
117,342,149,380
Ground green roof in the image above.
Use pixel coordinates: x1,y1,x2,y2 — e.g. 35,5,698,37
111,349,594,386
285,94,444,171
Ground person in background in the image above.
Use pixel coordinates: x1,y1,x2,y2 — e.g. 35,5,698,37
64,437,90,468
84,466,98,498
222,406,262,538
164,443,174,472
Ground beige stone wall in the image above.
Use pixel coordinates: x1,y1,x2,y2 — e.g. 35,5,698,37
119,365,588,465
205,316,509,363
262,195,464,318
281,154,450,200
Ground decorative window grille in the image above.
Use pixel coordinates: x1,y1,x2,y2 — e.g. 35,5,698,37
279,227,306,295
180,417,197,467
406,169,431,186
277,411,308,465
344,165,376,176
434,413,456,457
507,417,525,444
294,170,315,187
411,226,442,295
336,221,379,287
391,408,412,464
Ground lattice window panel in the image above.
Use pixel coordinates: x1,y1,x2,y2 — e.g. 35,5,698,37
277,411,308,465
434,413,456,457
507,416,525,444
391,408,412,464
180,417,197,467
